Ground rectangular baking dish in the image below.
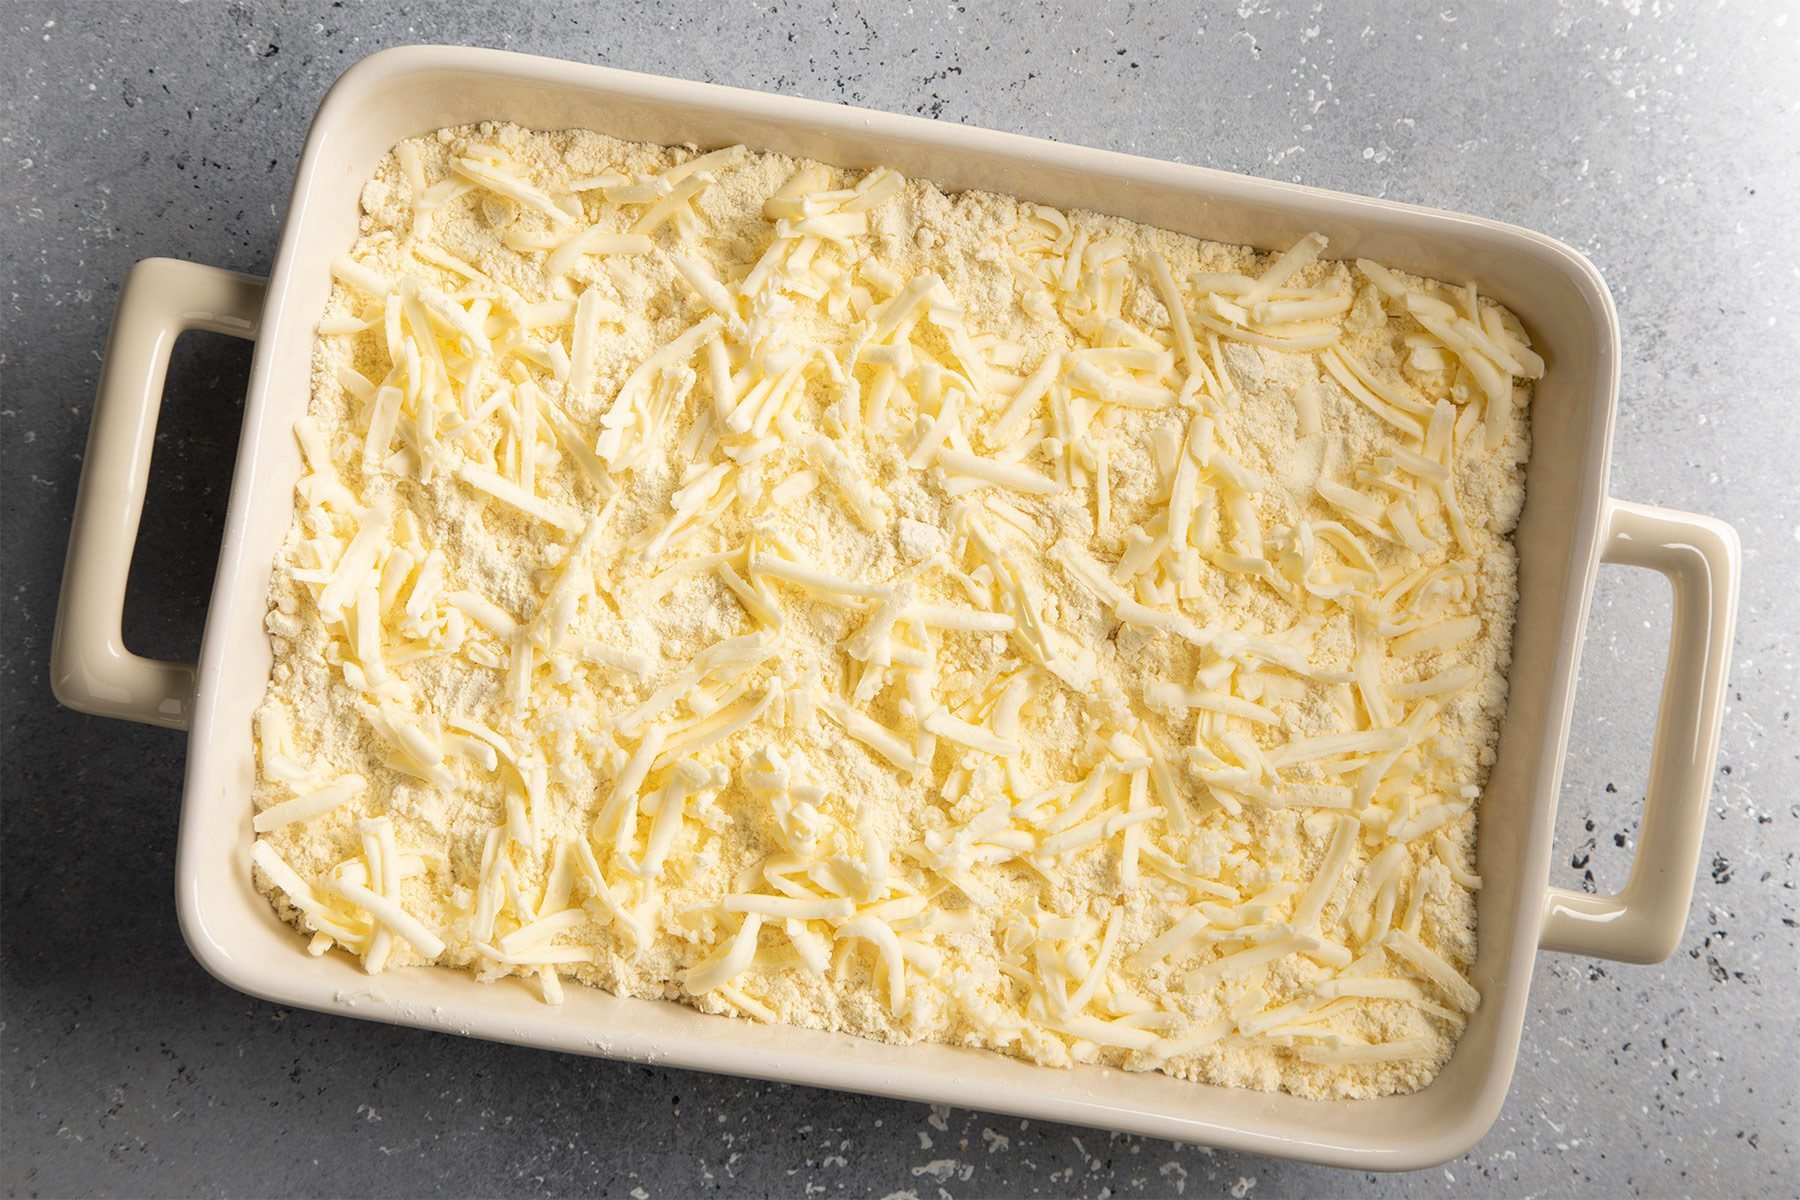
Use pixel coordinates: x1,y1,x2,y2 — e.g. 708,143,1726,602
50,45,1741,1171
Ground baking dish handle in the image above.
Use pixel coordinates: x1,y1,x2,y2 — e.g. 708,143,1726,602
1540,498,1741,964
50,259,265,732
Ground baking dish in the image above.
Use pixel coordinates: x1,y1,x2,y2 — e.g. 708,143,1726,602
49,45,1740,1170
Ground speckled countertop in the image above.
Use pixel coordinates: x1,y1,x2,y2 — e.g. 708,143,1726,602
3,2,1794,1196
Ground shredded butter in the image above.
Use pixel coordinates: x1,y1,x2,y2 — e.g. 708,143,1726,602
252,121,1536,1099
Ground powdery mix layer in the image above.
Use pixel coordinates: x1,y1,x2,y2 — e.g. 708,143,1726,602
251,122,1538,1100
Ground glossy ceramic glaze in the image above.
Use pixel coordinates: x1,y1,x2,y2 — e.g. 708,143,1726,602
50,46,1739,1170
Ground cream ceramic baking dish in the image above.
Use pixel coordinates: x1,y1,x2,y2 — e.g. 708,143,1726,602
50,45,1740,1170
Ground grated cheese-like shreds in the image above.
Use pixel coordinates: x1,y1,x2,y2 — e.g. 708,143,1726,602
253,122,1532,1103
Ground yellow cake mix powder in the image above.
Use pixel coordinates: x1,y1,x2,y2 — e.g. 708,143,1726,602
250,122,1535,1099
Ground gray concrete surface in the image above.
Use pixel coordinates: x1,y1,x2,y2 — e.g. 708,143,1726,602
3,1,1795,1196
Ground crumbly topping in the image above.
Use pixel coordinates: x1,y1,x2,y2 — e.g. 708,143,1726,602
252,122,1535,1099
